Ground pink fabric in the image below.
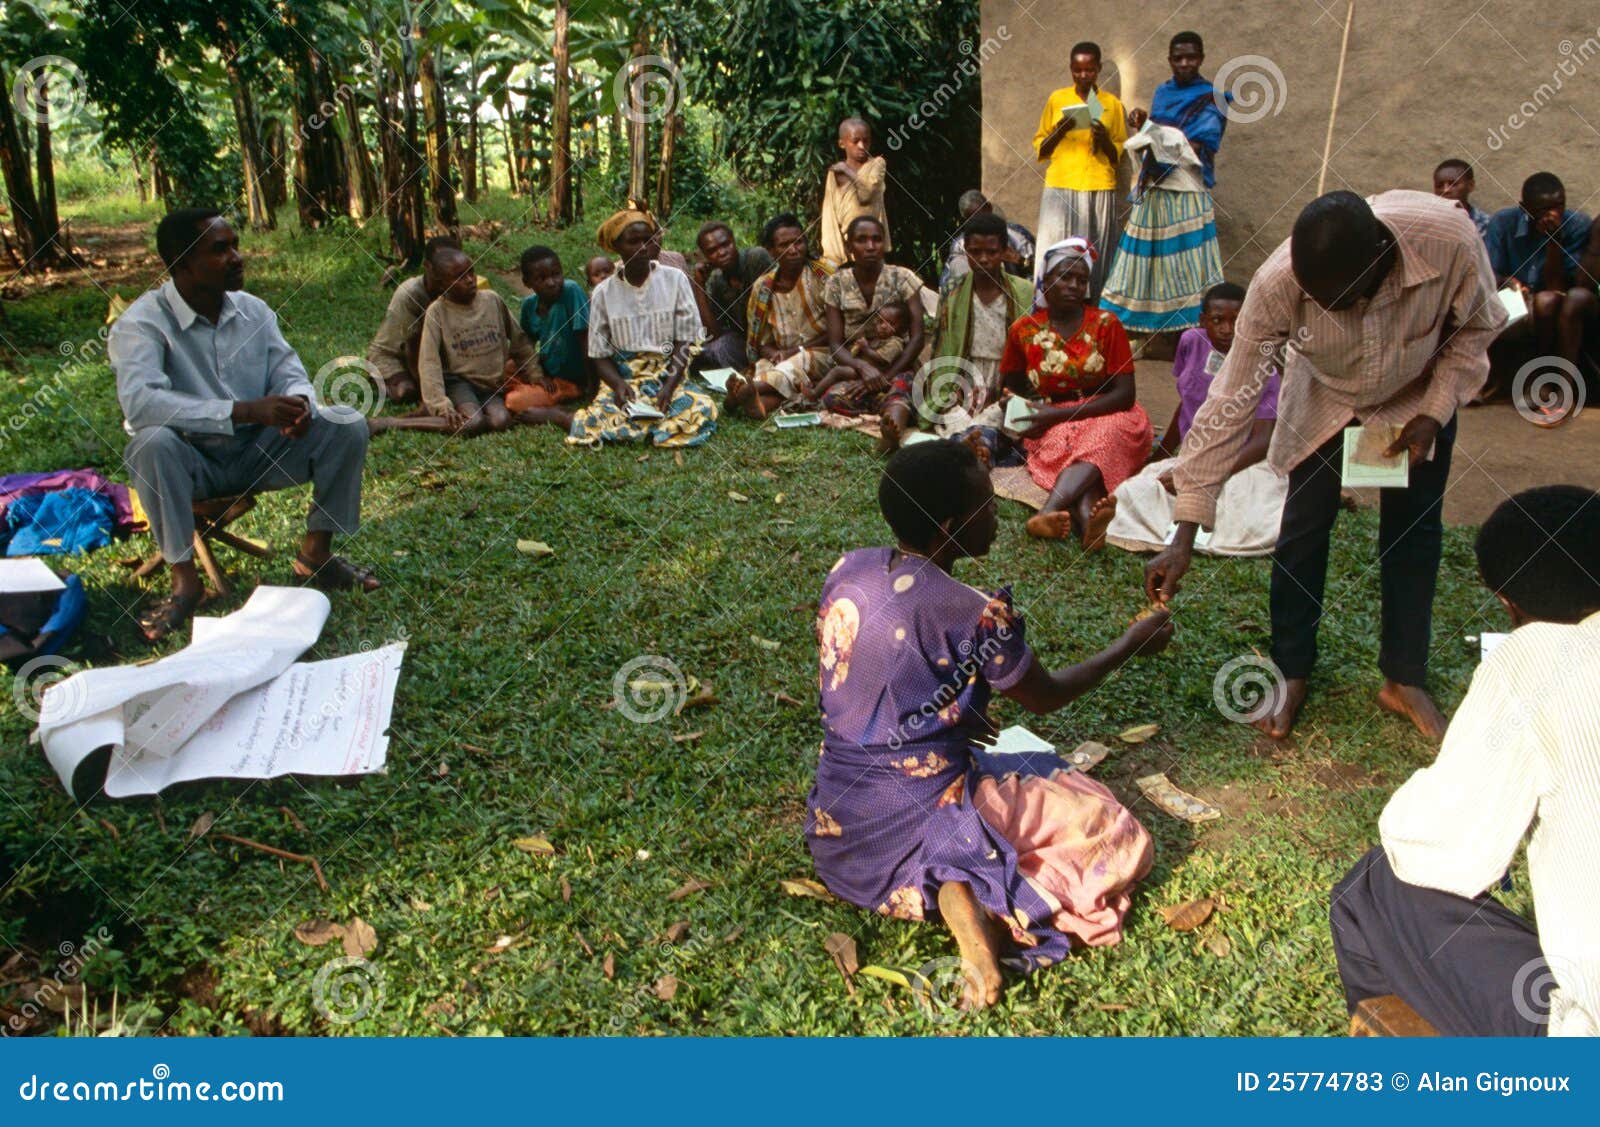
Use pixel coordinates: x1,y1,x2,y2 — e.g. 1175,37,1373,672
1024,403,1153,495
972,768,1153,947
0,468,138,533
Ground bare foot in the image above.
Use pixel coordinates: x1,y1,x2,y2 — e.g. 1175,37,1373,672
1252,676,1309,740
874,412,902,455
1081,493,1117,552
1026,510,1075,539
1376,680,1447,742
937,882,1004,1011
961,428,993,468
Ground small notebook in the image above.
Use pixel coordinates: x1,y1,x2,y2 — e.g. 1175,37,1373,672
900,430,941,446
1003,396,1038,432
1497,287,1529,326
1341,425,1409,488
626,401,665,421
1479,632,1510,660
696,367,737,394
774,412,821,429
1203,347,1225,376
0,557,65,594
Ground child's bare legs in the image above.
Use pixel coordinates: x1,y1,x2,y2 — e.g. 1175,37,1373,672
810,365,855,402
725,374,783,420
513,405,575,431
1026,462,1115,549
877,398,915,455
937,881,1004,1010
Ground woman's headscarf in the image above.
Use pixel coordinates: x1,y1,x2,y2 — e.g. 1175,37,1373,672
1034,237,1097,308
597,208,659,254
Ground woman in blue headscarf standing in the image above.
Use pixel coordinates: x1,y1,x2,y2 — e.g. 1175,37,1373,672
1099,31,1228,335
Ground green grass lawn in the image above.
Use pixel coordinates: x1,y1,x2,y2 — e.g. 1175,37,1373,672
0,191,1521,1035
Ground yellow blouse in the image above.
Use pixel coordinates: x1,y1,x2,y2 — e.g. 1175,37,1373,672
1033,86,1127,192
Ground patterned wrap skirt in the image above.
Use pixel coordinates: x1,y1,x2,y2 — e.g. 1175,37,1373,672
1098,188,1223,333
566,352,718,448
1024,403,1153,494
807,738,1152,970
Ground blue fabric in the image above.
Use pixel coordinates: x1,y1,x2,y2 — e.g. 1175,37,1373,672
4,489,115,556
34,575,87,652
1484,207,1593,291
1150,77,1228,188
518,280,590,387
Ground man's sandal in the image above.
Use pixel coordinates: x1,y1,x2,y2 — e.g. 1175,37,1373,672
292,555,380,592
138,591,203,643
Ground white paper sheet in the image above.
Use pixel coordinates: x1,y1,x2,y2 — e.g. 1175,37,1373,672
0,557,66,594
1125,122,1202,167
1479,632,1510,660
696,367,737,394
1498,287,1529,326
33,586,402,798
987,725,1055,754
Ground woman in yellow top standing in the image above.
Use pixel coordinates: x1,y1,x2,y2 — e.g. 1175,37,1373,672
1032,42,1127,299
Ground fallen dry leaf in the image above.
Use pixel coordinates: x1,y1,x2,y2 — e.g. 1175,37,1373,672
773,691,805,708
654,974,679,1000
293,918,345,947
602,952,616,980
671,730,704,743
1157,898,1216,931
667,879,710,902
662,921,691,944
722,926,745,944
188,811,215,839
486,934,516,953
1118,723,1161,744
823,932,859,978
342,917,378,958
674,451,684,466
779,877,835,901
676,687,718,714
773,492,786,504
1095,1002,1132,1012
515,539,555,558
760,469,779,481
750,635,781,651
561,877,572,903
1203,932,1233,958
727,490,749,503
512,835,556,856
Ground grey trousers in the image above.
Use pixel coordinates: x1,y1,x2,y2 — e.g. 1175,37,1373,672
1036,187,1117,298
125,412,368,563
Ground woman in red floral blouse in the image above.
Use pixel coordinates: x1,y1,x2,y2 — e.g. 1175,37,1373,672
999,238,1152,550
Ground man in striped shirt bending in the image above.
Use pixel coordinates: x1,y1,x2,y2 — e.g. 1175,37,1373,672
1146,190,1506,740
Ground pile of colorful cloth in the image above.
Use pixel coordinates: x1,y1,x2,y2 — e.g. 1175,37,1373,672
0,468,141,556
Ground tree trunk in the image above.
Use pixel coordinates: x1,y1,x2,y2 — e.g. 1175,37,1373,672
339,85,379,221
0,75,52,266
222,45,274,231
375,19,425,266
152,151,171,201
416,29,457,230
625,25,650,208
130,146,148,203
653,42,680,218
548,0,572,223
462,56,480,203
33,77,60,244
260,118,287,211
501,113,515,197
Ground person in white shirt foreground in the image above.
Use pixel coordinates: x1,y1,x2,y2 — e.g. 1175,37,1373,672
1329,484,1600,1036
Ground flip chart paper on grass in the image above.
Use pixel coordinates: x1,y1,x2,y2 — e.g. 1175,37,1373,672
0,557,65,594
35,586,402,799
1341,425,1409,489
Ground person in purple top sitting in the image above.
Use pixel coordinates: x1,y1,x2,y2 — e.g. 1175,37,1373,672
807,439,1173,1011
1106,282,1286,556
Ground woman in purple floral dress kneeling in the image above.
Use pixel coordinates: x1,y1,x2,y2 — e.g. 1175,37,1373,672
808,439,1173,1010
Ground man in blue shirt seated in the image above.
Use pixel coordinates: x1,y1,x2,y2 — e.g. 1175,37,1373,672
109,208,379,642
1483,172,1600,424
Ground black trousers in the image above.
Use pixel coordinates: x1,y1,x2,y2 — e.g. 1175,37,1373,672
1330,847,1547,1036
1270,416,1457,685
